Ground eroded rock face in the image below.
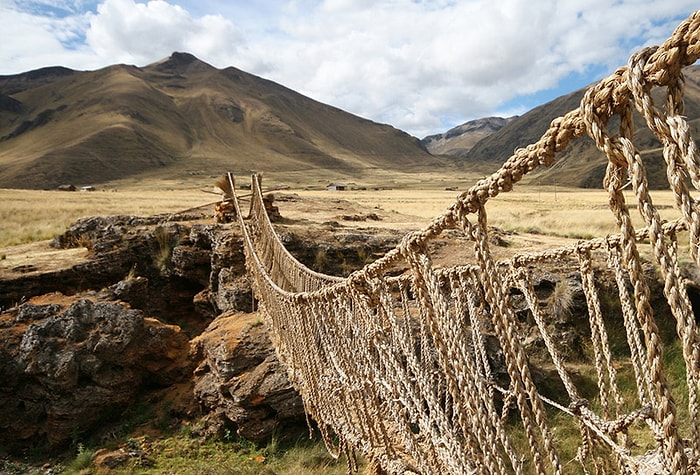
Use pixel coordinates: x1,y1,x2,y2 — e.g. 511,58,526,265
0,297,191,451
0,209,419,454
191,313,305,442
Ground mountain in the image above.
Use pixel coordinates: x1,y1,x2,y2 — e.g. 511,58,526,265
457,65,700,189
0,52,442,189
421,117,516,157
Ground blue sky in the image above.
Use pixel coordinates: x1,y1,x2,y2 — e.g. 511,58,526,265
1,1,698,138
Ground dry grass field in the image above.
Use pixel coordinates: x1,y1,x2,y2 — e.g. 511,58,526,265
0,177,687,250
0,186,215,248
296,183,684,239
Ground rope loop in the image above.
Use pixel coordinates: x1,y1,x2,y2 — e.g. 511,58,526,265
228,12,700,474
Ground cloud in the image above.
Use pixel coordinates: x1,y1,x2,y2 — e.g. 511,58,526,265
242,0,698,136
1,0,698,137
85,0,242,66
0,4,94,70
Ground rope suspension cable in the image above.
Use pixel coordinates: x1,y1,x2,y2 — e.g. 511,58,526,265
230,11,700,474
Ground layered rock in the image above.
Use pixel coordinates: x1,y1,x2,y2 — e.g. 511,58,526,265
191,313,305,441
0,297,191,451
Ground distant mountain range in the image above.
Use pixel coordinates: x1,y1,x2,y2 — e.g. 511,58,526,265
429,65,700,189
1,53,699,190
0,52,441,189
421,117,517,157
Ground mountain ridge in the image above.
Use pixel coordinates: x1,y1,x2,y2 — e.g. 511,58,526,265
421,116,517,157
0,53,441,189
4,53,699,191
428,65,700,189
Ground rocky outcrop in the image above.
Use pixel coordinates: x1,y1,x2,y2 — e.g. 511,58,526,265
191,313,305,442
0,209,401,454
2,214,251,324
0,297,191,451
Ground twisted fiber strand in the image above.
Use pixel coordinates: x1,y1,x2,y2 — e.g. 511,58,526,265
460,268,523,474
577,247,624,420
667,231,700,457
402,248,485,473
508,264,626,472
392,279,454,474
472,207,562,474
577,247,629,472
375,281,439,475
629,45,700,265
228,12,700,474
250,175,342,291
407,275,474,474
427,272,493,473
622,94,697,473
448,270,520,474
489,380,656,473
604,238,654,410
585,79,684,471
625,55,700,465
434,272,498,474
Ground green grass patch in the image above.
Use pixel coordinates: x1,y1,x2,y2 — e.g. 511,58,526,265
61,432,355,475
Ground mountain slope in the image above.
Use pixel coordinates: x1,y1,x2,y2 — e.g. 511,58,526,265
0,52,441,189
421,117,516,157
459,65,700,189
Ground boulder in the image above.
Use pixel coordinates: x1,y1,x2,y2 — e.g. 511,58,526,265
0,296,192,451
191,313,305,442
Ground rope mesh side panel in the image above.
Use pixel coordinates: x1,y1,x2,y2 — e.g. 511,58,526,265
228,11,700,475
247,175,343,293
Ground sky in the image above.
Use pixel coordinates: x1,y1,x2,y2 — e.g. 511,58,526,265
0,1,698,138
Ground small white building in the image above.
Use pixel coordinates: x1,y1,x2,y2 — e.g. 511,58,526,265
326,182,346,191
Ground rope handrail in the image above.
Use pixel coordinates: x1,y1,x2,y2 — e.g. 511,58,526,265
231,11,700,474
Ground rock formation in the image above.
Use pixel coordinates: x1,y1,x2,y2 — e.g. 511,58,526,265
191,313,306,441
0,297,191,451
0,204,401,455
2,197,675,459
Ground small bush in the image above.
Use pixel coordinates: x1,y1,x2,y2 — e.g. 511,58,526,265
65,443,94,473
549,279,574,320
153,226,182,271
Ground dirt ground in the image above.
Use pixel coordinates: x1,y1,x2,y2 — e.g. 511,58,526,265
0,191,580,283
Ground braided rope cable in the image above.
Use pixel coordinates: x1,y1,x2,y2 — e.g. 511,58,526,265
228,11,700,475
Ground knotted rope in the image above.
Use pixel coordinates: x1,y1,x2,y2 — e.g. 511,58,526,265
231,11,700,474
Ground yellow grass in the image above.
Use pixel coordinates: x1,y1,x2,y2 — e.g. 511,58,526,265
0,181,689,249
298,184,685,240
0,187,216,247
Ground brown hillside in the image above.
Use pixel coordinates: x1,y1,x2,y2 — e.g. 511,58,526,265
461,65,700,189
421,116,516,157
0,52,442,189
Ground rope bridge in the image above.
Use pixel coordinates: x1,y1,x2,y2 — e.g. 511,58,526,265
230,11,700,474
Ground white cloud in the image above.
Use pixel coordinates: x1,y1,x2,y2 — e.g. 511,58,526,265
85,0,241,66
1,0,698,137
247,0,698,136
0,5,95,71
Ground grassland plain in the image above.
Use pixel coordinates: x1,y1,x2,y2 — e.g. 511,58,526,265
0,179,692,474
0,187,214,248
0,179,687,248
296,184,684,239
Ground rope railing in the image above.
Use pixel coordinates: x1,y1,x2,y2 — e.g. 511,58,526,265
230,11,700,474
